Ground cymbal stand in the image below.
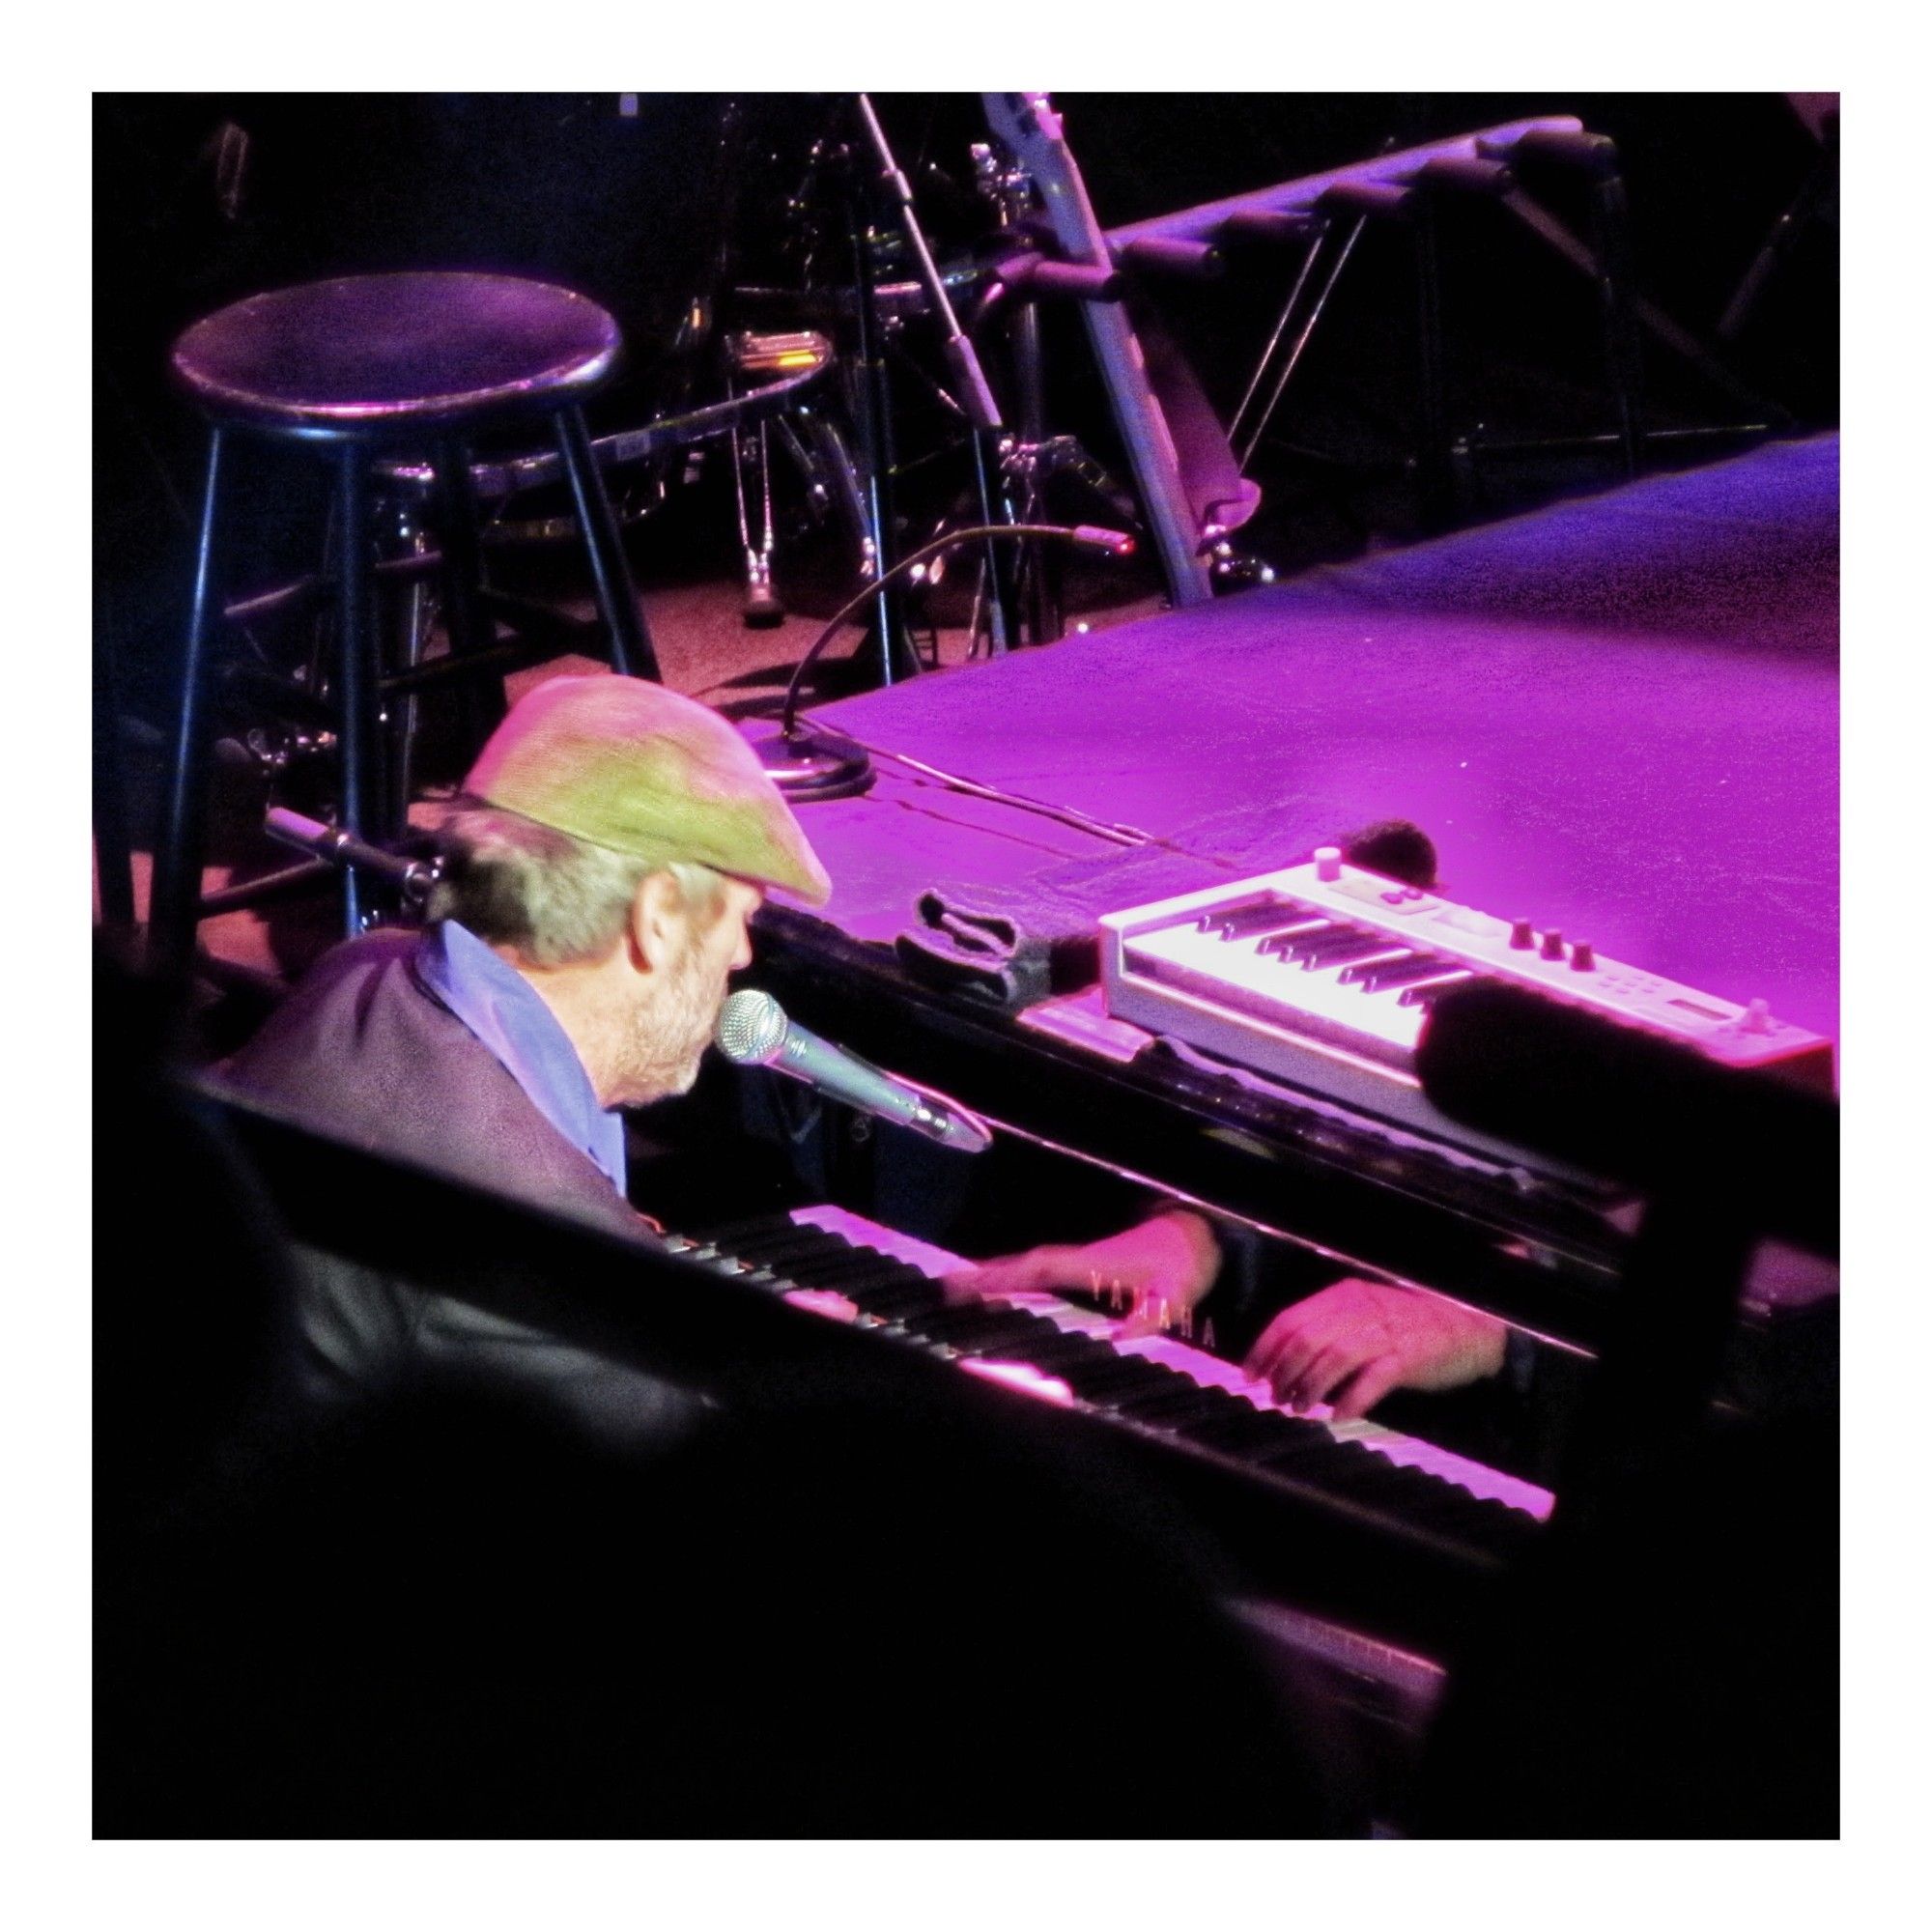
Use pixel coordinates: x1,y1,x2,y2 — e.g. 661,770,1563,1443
851,94,1021,661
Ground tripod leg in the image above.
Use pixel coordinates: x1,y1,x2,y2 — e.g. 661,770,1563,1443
1592,175,1645,477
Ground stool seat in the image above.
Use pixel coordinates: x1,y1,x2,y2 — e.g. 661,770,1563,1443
153,271,662,975
170,271,622,435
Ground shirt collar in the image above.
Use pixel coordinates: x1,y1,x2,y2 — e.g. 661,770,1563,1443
413,920,627,1194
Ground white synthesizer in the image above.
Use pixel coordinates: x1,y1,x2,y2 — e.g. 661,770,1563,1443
1099,849,1833,1162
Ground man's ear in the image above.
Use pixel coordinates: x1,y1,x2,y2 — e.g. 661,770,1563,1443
626,871,686,973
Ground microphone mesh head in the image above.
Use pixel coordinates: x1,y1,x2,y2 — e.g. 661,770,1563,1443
715,988,788,1065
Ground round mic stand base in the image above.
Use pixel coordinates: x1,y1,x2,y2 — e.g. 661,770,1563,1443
740,716,876,802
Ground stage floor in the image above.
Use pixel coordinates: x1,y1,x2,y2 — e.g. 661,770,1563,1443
793,434,1839,1048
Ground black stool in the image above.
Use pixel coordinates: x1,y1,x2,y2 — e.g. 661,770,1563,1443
154,270,662,973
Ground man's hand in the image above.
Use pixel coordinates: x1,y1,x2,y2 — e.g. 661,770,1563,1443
944,1209,1222,1335
1243,1280,1508,1422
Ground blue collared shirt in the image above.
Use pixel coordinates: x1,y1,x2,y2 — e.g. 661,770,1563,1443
413,920,627,1195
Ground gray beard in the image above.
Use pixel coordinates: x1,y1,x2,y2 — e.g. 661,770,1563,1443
613,946,721,1106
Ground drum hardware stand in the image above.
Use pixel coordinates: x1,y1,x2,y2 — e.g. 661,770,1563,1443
1424,136,1793,495
728,401,783,630
833,138,923,693
1224,135,1794,534
973,139,1067,649
852,95,1022,667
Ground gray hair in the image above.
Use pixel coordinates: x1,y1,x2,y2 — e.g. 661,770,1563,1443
428,801,724,968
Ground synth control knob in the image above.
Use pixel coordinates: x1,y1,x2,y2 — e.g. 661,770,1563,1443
1569,942,1594,971
1509,918,1535,950
1315,845,1343,883
1539,929,1565,960
1745,997,1772,1034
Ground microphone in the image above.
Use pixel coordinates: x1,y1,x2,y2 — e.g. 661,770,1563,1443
714,990,995,1155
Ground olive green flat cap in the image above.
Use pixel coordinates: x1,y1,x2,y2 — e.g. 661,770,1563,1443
464,674,832,906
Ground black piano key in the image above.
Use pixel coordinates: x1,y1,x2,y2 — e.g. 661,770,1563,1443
845,1279,954,1323
1109,1379,1242,1424
910,1305,1052,1350
713,1228,854,1268
980,1327,1111,1373
1251,1426,1362,1474
1176,1405,1299,1457
1053,1355,1180,1402
1063,1352,1172,1394
1113,1383,1244,1430
696,1212,808,1252
773,1251,925,1293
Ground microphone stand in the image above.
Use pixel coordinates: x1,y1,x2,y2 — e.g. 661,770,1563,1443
741,521,1133,801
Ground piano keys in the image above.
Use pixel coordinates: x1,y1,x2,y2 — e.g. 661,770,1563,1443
1098,855,1833,1169
789,1205,1554,1521
671,1206,1553,1557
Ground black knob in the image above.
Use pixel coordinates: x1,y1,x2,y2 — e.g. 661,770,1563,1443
1540,929,1565,960
1570,942,1595,971
1509,918,1535,950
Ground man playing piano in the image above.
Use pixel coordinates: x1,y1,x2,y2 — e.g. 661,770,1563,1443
220,672,833,1440
225,673,1510,1447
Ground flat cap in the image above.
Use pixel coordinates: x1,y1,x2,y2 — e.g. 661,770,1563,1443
463,674,832,906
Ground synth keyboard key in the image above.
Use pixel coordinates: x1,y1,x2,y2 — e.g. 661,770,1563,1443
1397,971,1480,1008
1203,898,1300,941
1335,949,1424,985
1273,924,1371,964
1350,953,1453,993
1291,932,1398,972
1257,921,1346,957
1242,917,1333,951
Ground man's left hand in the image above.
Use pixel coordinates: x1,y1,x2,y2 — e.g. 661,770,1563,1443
944,1209,1222,1336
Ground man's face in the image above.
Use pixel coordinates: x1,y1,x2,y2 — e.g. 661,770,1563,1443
614,876,763,1106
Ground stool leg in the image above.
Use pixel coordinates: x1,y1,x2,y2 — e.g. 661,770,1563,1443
93,587,137,947
151,427,226,976
337,445,380,937
554,405,661,682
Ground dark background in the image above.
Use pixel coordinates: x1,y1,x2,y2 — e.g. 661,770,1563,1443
95,93,1838,722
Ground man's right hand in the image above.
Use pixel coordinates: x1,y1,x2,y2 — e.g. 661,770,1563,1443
1242,1279,1508,1422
